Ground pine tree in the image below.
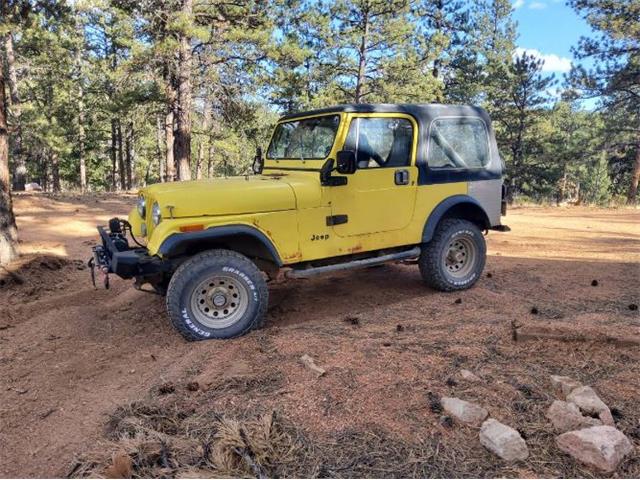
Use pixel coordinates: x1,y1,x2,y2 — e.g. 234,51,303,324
0,35,19,265
4,32,26,191
413,0,472,102
494,53,554,200
568,0,640,202
324,0,415,103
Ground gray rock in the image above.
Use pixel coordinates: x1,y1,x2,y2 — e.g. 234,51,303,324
550,375,582,397
459,369,482,382
300,354,326,377
441,397,488,425
567,386,614,426
556,425,633,472
546,400,601,432
598,409,615,427
479,418,529,461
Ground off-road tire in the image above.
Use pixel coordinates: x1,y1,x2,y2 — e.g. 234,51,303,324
166,249,268,341
419,219,486,292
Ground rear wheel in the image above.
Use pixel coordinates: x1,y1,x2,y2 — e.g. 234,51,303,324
166,249,268,341
419,219,486,291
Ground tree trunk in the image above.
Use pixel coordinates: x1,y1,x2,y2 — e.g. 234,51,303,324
78,87,86,192
431,1,444,79
165,106,176,181
117,120,125,190
196,101,210,180
5,32,26,192
125,121,133,189
207,142,214,178
51,151,60,193
39,149,48,192
0,54,19,265
628,142,640,203
196,141,203,179
174,0,193,181
111,119,117,190
75,24,87,192
354,13,369,104
156,114,165,182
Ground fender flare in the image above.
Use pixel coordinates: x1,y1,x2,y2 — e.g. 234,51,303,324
422,195,490,243
158,224,283,266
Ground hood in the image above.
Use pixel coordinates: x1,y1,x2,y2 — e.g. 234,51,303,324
141,174,318,219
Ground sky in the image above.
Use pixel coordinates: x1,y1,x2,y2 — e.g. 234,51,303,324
511,0,595,79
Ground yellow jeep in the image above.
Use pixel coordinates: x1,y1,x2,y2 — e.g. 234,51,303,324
91,104,508,341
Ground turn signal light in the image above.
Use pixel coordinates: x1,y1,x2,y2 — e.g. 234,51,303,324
179,224,205,233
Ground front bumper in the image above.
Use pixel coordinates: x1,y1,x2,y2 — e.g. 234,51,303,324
91,219,170,282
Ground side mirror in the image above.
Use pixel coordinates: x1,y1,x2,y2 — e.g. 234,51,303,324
252,147,264,174
336,150,357,174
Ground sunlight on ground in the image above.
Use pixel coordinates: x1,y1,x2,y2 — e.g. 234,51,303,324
10,193,640,264
13,193,132,259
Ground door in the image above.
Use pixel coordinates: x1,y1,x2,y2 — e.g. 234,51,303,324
329,114,418,237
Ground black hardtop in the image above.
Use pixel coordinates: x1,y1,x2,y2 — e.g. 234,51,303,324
279,103,491,124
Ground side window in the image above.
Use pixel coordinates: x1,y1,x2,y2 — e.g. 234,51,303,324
427,118,490,169
267,115,340,160
344,117,413,169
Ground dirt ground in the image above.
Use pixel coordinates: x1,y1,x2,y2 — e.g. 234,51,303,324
0,193,638,478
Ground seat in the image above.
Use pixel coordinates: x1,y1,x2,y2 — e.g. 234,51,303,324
385,126,411,167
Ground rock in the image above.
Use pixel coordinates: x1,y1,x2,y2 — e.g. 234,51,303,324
459,369,481,382
300,354,326,377
479,418,529,461
556,426,633,472
441,397,488,425
566,386,607,412
598,408,616,427
550,375,582,397
567,386,614,426
546,400,601,432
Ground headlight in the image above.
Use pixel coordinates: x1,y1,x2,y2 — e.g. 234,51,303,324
137,196,146,218
151,202,162,225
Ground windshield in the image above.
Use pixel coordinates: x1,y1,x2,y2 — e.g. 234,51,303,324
267,115,340,160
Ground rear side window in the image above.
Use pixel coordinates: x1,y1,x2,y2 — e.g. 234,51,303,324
344,117,413,168
427,118,490,169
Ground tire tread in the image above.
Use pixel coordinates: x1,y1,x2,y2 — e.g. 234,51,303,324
419,218,485,292
166,249,268,341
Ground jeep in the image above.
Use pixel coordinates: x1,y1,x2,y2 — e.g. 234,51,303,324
90,103,509,341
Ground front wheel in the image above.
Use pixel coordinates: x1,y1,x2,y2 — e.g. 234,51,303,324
166,249,268,341
418,219,486,292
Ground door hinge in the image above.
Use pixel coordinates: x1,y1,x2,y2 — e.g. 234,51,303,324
326,214,348,226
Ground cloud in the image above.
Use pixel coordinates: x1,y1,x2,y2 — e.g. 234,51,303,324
513,0,525,8
529,1,547,9
515,47,572,72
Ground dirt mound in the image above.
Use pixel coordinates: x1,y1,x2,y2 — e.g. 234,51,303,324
0,254,83,298
0,254,81,290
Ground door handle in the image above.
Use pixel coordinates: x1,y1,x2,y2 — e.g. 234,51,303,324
394,169,409,185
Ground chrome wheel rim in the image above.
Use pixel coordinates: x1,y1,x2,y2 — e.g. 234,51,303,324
444,236,476,278
190,275,249,329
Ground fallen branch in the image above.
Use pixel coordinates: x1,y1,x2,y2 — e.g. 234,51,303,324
235,427,266,479
511,324,640,347
300,354,326,377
